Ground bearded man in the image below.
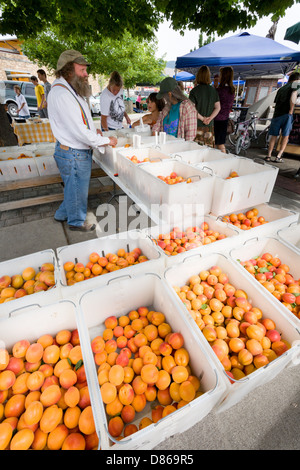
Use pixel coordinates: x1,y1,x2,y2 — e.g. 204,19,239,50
48,50,117,232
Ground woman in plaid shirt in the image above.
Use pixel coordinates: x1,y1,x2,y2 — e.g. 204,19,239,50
152,77,197,141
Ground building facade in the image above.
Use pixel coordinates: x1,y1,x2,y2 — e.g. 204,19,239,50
0,37,101,94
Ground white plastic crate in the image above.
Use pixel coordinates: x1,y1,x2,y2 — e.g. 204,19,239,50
143,214,240,267
116,147,176,193
56,230,164,300
200,156,279,216
172,147,235,165
130,160,214,221
76,272,228,450
278,223,300,254
213,203,299,241
0,249,61,318
0,299,101,449
229,236,300,326
163,252,300,413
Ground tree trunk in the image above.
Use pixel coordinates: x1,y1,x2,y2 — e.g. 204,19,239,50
0,104,18,146
266,20,279,40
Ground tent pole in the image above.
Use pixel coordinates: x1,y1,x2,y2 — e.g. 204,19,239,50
235,76,240,106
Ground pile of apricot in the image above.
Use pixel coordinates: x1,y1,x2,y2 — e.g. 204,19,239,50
173,264,291,381
126,155,150,164
63,248,148,286
222,208,268,230
0,328,97,450
91,308,202,440
225,171,239,179
154,221,227,257
0,263,56,304
157,172,192,185
239,252,300,320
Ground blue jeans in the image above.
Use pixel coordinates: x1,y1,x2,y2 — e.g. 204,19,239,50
54,142,92,226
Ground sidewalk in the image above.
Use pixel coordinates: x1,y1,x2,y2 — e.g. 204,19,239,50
0,131,299,450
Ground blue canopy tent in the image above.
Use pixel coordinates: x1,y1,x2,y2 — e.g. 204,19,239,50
173,71,195,81
175,32,300,79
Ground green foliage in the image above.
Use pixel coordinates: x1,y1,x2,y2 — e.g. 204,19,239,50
0,0,161,41
0,0,297,39
21,28,166,90
153,0,297,36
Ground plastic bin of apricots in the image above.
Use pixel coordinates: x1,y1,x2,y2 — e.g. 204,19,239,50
0,249,61,318
196,156,279,217
163,252,300,413
278,223,300,255
0,298,100,450
215,203,299,241
229,236,300,326
0,146,38,182
116,147,175,194
144,214,239,267
56,230,164,300
75,272,228,450
126,160,215,219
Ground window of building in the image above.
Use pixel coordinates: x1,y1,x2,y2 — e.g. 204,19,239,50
246,87,257,105
258,86,269,101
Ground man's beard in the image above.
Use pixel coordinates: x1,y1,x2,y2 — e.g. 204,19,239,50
69,74,91,98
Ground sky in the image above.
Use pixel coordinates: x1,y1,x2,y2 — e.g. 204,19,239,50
155,3,300,62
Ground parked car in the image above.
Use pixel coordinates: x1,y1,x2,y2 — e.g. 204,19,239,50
0,80,38,117
89,92,101,116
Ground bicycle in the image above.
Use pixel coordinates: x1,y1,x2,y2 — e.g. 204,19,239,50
228,112,271,155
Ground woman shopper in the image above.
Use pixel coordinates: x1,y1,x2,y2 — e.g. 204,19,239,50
13,85,31,119
132,92,165,129
189,65,220,147
214,66,235,153
152,77,197,141
100,71,131,131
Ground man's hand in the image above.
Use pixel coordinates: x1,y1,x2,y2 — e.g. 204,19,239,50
96,128,103,136
108,136,118,147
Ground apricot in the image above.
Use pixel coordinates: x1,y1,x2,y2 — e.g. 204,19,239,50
47,424,69,450
101,380,118,405
120,404,135,424
140,364,159,384
0,370,16,391
22,267,36,281
4,394,25,419
40,384,62,407
172,365,189,384
59,369,77,389
62,432,86,450
10,428,34,450
25,342,44,364
246,339,263,356
108,416,124,438
23,401,43,426
105,315,118,329
167,332,184,349
78,405,95,435
0,348,9,371
132,392,147,412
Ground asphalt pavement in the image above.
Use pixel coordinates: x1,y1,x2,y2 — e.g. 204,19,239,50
0,117,299,450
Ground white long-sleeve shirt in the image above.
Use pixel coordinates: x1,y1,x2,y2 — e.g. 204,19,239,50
47,77,110,151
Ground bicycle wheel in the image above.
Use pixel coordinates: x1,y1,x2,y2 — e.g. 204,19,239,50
228,129,239,146
235,135,251,154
